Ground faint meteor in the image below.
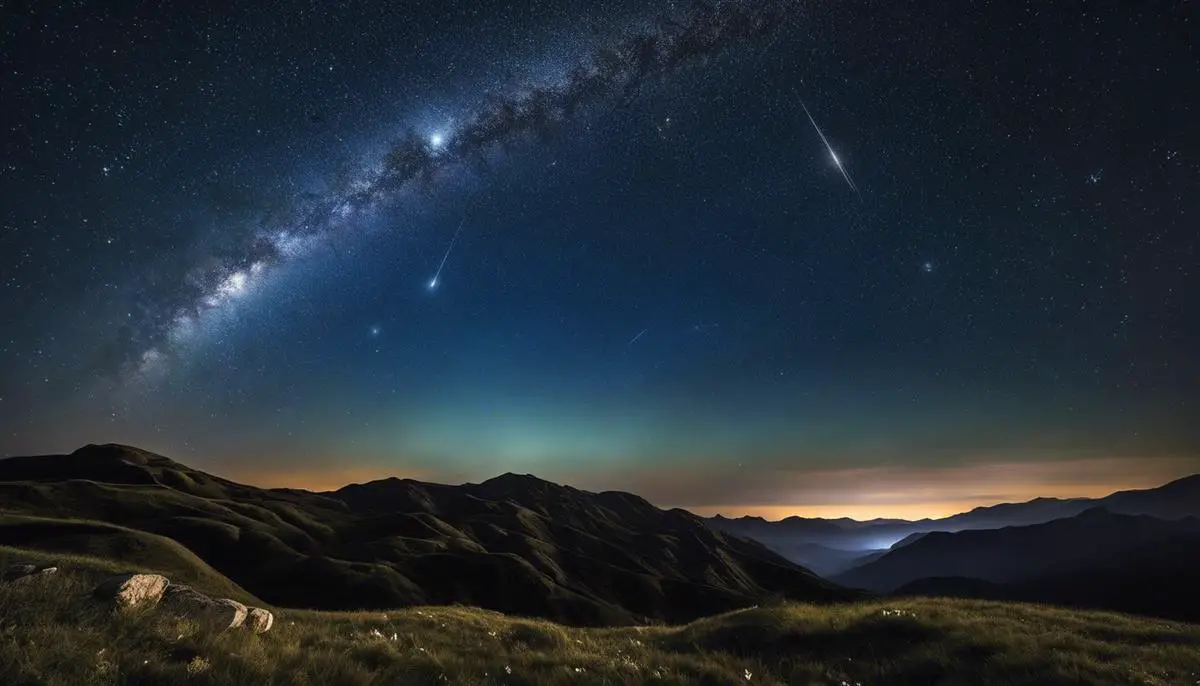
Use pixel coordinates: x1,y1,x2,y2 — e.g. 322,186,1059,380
628,328,648,346
116,0,792,378
798,97,861,198
427,218,465,290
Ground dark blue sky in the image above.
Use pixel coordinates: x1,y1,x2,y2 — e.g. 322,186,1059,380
2,0,1197,517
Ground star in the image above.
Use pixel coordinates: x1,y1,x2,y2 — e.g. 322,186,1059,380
369,325,381,337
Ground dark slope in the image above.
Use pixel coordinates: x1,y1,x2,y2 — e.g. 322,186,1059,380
892,532,1200,623
0,444,857,625
833,508,1200,593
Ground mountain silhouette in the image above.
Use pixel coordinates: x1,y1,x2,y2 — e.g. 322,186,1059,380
891,530,1200,623
0,444,858,625
705,474,1200,569
833,507,1200,594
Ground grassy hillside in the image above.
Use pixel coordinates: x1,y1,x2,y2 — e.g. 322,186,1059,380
0,515,260,604
0,444,856,624
1,550,1198,685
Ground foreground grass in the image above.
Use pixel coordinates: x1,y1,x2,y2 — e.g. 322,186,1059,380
1,551,1198,685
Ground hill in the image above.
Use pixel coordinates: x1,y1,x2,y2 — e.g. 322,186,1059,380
2,551,1197,686
0,444,856,625
893,531,1200,623
833,508,1200,596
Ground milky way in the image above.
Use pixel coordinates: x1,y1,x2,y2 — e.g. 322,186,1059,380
123,0,790,379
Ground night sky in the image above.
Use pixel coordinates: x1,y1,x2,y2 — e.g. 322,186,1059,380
2,0,1198,518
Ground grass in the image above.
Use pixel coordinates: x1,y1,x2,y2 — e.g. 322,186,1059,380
0,515,261,604
1,549,1198,685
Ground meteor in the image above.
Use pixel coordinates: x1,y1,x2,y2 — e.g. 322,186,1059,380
427,218,466,291
798,97,861,198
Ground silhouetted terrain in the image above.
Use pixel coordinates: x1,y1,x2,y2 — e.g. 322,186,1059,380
830,508,1200,622
892,532,1200,623
706,475,1200,567
0,444,856,625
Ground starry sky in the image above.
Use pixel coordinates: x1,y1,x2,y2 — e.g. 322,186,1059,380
2,0,1198,519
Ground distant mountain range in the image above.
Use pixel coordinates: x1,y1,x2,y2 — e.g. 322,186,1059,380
833,507,1200,591
0,444,856,625
886,526,1200,623
704,474,1200,571
704,474,1200,622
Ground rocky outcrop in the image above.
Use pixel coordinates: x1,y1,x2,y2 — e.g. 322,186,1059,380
245,607,275,633
3,563,58,582
162,585,248,629
93,573,169,608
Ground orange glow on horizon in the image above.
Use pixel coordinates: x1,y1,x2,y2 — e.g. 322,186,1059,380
682,477,1184,521
224,465,434,492
219,455,1197,521
689,500,1017,521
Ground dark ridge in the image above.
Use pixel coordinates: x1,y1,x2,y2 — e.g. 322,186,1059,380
0,444,861,626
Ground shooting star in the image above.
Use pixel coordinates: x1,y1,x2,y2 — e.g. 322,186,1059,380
798,97,861,198
628,328,648,346
427,218,466,291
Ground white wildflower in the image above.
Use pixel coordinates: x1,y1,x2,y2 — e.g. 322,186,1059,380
744,668,753,680
505,665,512,674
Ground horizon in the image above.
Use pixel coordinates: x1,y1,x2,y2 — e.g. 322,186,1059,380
19,440,1195,522
220,456,1200,521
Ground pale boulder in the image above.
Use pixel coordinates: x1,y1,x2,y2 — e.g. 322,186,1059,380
162,585,248,629
93,573,169,608
245,607,275,633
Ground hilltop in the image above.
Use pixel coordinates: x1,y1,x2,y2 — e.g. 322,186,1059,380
0,443,854,625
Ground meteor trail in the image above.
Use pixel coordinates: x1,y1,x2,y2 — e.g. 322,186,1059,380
798,97,861,198
628,328,648,346
427,218,466,290
111,0,792,378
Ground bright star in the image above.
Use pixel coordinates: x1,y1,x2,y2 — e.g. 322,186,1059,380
369,325,381,337
429,133,445,148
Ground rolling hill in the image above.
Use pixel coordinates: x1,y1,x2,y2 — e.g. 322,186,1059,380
834,507,1200,604
892,531,1200,623
3,550,1198,686
0,443,857,625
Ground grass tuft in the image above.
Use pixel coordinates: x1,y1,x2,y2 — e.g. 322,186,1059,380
1,549,1198,685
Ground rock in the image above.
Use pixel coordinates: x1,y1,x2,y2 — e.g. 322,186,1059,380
3,563,58,583
162,585,247,629
245,607,275,633
215,598,249,629
93,573,168,608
